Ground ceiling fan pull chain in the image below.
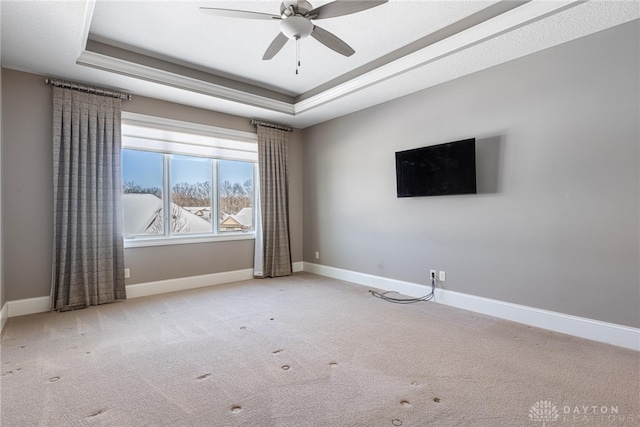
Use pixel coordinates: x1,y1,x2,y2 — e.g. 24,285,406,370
296,36,300,75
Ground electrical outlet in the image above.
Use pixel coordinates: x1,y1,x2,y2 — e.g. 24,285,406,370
438,271,446,282
124,268,131,279
315,251,320,260
430,269,437,280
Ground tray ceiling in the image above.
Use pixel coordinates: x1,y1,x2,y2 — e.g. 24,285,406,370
2,1,638,128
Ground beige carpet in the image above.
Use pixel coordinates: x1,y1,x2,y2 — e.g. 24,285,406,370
1,273,638,426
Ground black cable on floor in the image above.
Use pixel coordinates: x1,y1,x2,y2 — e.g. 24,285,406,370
369,275,435,304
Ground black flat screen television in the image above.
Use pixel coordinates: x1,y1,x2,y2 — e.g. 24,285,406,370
395,138,476,197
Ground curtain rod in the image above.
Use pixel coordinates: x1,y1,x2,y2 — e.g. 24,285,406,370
45,78,132,101
250,119,293,132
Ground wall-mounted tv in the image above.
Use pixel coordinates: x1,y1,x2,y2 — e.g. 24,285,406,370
395,138,476,197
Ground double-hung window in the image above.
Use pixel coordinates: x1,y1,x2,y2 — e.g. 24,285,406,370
121,113,258,247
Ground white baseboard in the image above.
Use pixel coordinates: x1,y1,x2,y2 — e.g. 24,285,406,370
1,262,306,319
127,261,305,299
126,268,256,299
6,296,50,318
1,302,8,333
303,262,640,351
292,261,304,273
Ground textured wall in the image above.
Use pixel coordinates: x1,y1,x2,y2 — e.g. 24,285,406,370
302,21,639,328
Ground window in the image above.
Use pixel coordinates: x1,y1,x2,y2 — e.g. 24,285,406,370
121,113,258,246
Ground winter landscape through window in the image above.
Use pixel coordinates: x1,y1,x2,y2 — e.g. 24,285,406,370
121,114,258,246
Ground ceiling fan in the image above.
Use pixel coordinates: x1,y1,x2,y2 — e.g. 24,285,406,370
200,1,388,61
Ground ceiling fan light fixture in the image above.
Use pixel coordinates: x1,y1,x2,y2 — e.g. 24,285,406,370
201,0,389,62
280,16,314,39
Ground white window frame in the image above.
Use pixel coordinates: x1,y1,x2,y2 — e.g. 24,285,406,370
122,112,258,248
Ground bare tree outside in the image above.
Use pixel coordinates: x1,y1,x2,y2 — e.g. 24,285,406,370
125,179,251,233
123,149,255,237
124,181,195,234
219,180,251,219
123,181,161,198
147,204,192,234
243,179,252,198
171,181,211,207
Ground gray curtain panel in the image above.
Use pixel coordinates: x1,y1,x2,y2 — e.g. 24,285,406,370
51,87,126,310
256,125,292,278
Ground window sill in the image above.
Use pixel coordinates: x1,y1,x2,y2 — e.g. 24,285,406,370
124,232,255,248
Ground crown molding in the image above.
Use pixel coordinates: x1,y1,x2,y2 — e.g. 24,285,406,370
73,0,637,127
294,0,581,114
76,50,295,115
78,0,96,58
77,1,580,120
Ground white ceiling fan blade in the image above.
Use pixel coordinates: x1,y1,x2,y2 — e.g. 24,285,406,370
307,1,387,19
263,32,289,60
311,25,355,57
199,7,280,20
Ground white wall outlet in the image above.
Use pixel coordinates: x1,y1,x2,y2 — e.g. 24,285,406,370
430,269,437,280
124,268,131,279
315,251,320,260
438,271,446,282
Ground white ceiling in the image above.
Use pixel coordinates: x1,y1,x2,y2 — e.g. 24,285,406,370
2,1,638,129
89,0,496,95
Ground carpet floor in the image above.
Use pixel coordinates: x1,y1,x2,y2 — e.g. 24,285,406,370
1,273,638,426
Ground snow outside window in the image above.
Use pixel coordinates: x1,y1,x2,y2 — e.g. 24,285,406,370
121,113,258,247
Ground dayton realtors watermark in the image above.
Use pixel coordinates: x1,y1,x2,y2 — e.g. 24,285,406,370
529,400,638,425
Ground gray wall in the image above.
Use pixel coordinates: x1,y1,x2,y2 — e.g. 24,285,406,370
303,21,639,328
1,69,303,300
0,1,4,312
2,70,53,302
